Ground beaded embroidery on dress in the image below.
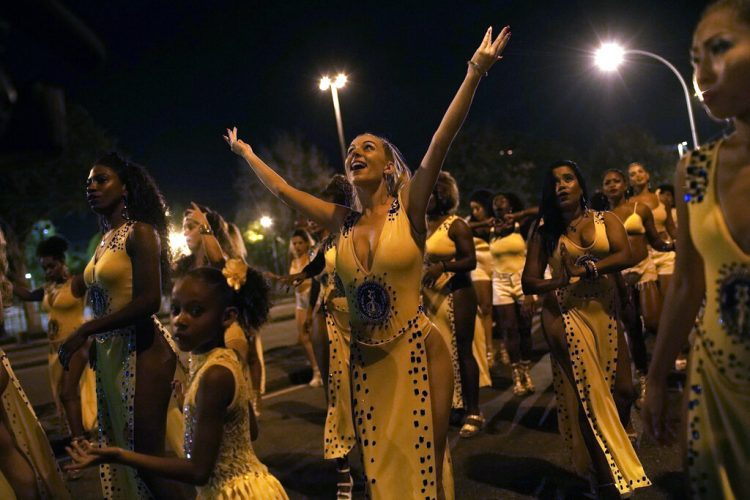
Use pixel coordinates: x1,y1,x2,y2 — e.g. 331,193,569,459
184,348,287,499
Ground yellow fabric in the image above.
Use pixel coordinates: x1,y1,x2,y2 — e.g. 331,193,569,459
471,238,492,281
652,195,669,233
185,348,287,500
623,203,646,235
548,212,650,496
336,193,454,500
684,139,750,499
321,243,356,459
40,279,97,432
0,350,70,499
490,232,526,275
472,312,492,388
424,215,463,408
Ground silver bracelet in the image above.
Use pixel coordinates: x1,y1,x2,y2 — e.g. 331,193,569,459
467,60,487,77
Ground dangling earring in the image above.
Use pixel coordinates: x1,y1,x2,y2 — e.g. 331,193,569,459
122,195,131,220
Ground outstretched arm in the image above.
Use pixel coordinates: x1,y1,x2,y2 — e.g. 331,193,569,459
406,26,511,231
643,159,705,444
639,204,675,252
225,128,349,233
12,284,44,302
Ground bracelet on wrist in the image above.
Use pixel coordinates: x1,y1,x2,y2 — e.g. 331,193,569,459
467,60,488,77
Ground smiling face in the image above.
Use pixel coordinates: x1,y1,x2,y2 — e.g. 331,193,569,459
692,6,750,120
603,171,627,201
627,163,650,190
39,256,66,282
345,134,393,189
290,235,309,258
86,165,127,215
552,166,583,211
170,275,233,353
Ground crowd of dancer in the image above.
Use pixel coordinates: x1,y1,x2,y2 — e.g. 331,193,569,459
0,1,747,498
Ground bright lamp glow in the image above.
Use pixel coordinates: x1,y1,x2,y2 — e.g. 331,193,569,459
24,273,32,279
168,230,190,257
595,43,625,71
319,76,331,91
260,216,273,229
334,73,347,88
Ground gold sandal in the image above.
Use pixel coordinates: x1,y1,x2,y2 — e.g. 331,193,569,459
459,414,485,438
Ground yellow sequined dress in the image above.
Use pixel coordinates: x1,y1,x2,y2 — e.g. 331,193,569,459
321,238,356,459
336,193,454,500
84,221,183,498
547,211,650,496
184,348,287,499
683,139,750,499
41,278,97,433
0,349,70,499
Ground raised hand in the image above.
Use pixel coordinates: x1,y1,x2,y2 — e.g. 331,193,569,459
185,202,210,227
223,127,253,157
469,26,511,76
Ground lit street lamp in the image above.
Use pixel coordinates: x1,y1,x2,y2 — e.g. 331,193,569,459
319,73,348,165
594,42,699,150
260,215,273,229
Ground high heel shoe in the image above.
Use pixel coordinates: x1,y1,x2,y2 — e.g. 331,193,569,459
336,466,354,500
521,360,535,393
459,413,485,438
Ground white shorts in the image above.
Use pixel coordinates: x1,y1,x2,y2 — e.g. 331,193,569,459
471,247,493,282
492,271,524,306
650,248,675,275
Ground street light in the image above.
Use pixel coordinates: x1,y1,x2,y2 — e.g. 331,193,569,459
594,42,699,149
259,215,273,229
319,72,348,165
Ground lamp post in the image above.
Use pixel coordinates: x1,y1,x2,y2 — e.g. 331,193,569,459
319,73,348,165
594,42,700,150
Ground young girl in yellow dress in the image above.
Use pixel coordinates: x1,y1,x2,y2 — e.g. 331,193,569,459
224,25,510,499
66,262,287,499
523,161,650,498
13,236,97,443
644,2,750,498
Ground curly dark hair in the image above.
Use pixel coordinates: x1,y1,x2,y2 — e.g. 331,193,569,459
494,191,524,214
37,235,69,261
321,174,354,208
468,189,494,222
536,160,590,256
185,266,270,332
702,0,750,24
95,152,172,289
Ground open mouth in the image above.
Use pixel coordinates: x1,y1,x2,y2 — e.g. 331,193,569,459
350,160,367,171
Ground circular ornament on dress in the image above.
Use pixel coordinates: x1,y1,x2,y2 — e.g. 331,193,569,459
89,283,110,318
718,264,750,339
355,281,391,323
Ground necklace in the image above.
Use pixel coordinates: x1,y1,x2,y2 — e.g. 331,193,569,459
567,209,589,233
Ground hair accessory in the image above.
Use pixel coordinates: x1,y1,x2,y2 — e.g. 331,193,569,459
222,258,248,291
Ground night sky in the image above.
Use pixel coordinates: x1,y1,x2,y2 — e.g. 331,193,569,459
5,0,722,242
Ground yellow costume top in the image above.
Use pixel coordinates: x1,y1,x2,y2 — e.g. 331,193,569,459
490,231,526,275
622,203,646,235
184,348,287,499
471,236,492,281
336,193,453,500
683,139,750,499
42,279,84,345
547,211,650,496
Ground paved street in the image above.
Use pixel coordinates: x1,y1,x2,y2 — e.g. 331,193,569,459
4,304,687,499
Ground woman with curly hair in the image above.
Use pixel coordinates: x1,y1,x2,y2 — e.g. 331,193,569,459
13,236,97,446
58,152,180,498
225,25,510,499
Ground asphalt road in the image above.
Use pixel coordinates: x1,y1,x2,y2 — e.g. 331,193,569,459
4,307,687,499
